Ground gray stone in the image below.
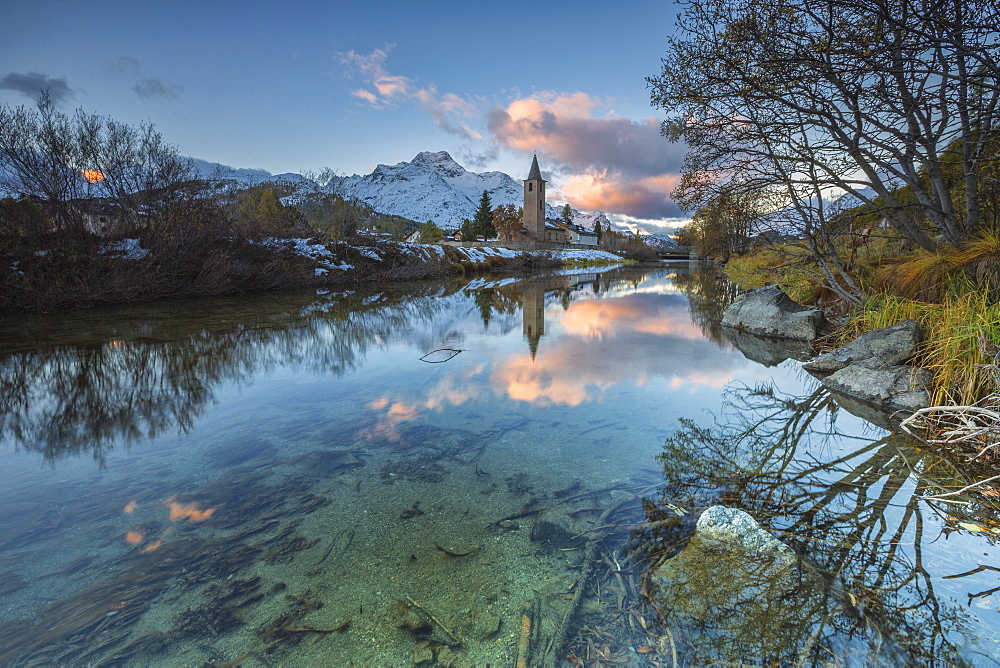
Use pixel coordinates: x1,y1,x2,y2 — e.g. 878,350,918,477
693,506,796,562
803,319,921,374
721,285,825,341
651,506,826,663
822,362,933,415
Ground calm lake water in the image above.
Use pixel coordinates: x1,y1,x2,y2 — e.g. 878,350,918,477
1,264,999,667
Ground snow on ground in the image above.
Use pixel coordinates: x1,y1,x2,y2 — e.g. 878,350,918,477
460,277,523,290
253,237,623,275
548,248,623,261
100,238,149,259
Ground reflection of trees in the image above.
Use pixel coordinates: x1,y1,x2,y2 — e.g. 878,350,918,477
0,284,456,464
638,383,1000,665
668,264,741,345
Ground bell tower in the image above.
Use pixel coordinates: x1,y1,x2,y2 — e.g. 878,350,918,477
523,154,546,238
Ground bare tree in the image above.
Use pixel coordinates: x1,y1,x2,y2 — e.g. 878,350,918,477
0,93,192,234
649,0,1000,251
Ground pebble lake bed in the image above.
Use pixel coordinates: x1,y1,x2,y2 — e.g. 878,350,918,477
1,264,999,666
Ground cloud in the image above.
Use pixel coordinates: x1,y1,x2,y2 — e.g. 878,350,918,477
562,171,684,219
337,46,481,140
487,91,688,219
487,91,685,178
0,71,74,103
132,78,181,99
111,57,181,99
492,300,744,406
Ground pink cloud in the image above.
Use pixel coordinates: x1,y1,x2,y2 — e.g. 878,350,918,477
488,91,684,179
562,171,682,219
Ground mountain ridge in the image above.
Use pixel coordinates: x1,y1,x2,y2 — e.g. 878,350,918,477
192,151,613,232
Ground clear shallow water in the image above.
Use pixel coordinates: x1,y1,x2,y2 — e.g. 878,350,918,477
0,265,998,666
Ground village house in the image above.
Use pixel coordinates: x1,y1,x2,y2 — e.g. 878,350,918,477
550,219,599,246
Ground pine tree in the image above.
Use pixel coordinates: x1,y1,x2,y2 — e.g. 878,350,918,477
561,203,573,225
594,220,602,243
460,218,476,241
473,190,494,239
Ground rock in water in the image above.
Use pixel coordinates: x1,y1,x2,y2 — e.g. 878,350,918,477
721,285,825,340
803,319,931,417
651,506,826,664
803,319,921,374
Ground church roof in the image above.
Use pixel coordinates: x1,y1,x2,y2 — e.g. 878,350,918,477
527,154,543,181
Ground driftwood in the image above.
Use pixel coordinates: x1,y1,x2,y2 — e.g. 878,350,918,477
405,596,462,646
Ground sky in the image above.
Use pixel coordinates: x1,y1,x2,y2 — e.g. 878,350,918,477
0,0,689,231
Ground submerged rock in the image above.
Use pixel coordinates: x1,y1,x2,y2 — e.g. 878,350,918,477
721,285,825,341
651,505,826,664
822,362,933,416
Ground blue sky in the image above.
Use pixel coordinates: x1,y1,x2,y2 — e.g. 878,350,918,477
1,0,688,227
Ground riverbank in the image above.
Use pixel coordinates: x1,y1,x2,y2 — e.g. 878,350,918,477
1,234,626,314
720,250,999,464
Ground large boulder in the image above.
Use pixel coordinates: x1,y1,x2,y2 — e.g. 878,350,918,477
803,320,931,417
651,506,826,663
721,285,825,341
802,319,921,374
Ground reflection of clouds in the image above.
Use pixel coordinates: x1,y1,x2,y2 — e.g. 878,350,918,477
364,397,419,441
423,364,485,410
559,295,705,341
165,498,216,522
364,365,487,440
497,350,602,406
492,293,752,405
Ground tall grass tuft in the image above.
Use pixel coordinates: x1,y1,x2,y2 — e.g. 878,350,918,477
843,290,1000,407
874,232,1000,302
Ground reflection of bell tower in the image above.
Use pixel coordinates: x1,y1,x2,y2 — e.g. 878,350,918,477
522,285,545,359
523,155,546,238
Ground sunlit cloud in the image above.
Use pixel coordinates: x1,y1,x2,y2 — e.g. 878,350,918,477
423,364,485,410
497,350,605,406
337,46,481,140
487,90,687,218
364,396,421,441
562,172,682,220
491,292,756,405
123,500,137,513
559,297,705,341
126,530,144,544
141,540,163,553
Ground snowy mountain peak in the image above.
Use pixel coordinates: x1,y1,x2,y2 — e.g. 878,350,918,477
410,151,466,178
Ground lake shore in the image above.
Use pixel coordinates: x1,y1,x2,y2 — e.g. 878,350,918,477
2,235,627,314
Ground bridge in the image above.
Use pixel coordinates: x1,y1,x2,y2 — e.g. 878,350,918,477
656,246,696,260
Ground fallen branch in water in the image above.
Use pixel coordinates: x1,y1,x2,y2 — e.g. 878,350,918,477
405,596,462,646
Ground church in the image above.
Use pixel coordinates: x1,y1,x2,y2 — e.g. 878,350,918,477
522,155,567,245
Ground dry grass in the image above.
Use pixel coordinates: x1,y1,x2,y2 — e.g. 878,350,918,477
874,232,1000,302
842,291,1000,407
723,245,819,304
